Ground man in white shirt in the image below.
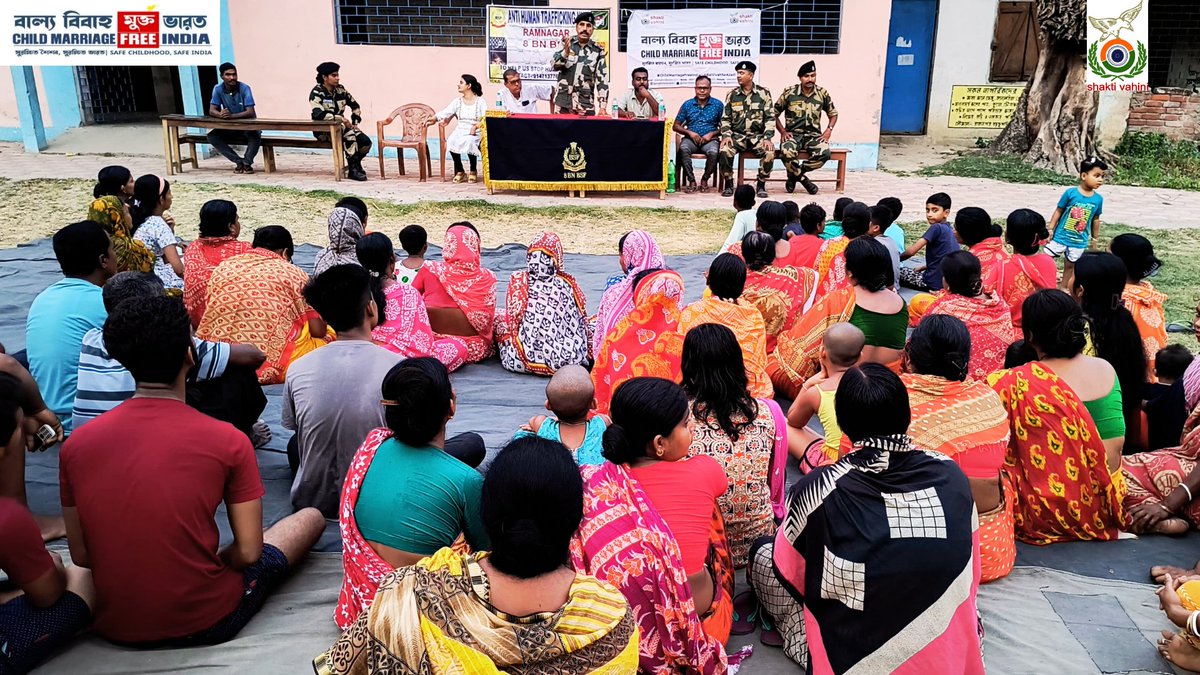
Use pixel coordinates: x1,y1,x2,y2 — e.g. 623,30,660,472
498,68,553,114
616,67,662,119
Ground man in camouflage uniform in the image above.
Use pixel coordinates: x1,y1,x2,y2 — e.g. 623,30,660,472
550,12,609,115
719,61,774,198
309,61,371,181
774,60,838,195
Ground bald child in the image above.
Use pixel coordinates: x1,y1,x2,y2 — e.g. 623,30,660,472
786,323,865,468
520,365,607,466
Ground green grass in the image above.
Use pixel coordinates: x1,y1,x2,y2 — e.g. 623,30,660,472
897,219,1200,345
917,154,1077,186
918,132,1200,192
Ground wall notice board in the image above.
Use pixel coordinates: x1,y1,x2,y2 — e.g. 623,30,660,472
948,85,1024,128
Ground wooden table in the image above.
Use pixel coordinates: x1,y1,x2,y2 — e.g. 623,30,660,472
160,115,345,180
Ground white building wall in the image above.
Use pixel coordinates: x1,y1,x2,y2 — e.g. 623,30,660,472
925,0,1005,142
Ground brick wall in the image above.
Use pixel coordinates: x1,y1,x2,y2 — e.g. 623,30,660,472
336,0,547,48
1125,87,1200,141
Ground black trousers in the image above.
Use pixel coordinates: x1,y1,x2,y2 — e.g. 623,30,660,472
185,365,267,440
286,431,486,475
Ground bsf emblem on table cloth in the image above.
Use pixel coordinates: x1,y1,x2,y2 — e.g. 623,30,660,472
563,142,587,177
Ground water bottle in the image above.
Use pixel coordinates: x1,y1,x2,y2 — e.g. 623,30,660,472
495,90,503,109
667,160,676,193
612,103,619,119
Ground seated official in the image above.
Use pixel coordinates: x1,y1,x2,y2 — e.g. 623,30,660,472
73,271,267,440
60,294,325,646
616,67,662,119
335,356,487,629
673,75,723,193
317,436,637,674
498,68,553,114
207,62,261,174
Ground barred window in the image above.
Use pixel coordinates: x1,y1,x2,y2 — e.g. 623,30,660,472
618,0,842,55
335,0,548,48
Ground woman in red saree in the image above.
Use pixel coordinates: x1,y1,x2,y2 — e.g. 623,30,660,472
413,223,497,371
196,226,330,385
987,290,1125,544
592,269,685,415
572,377,751,674
741,231,817,354
183,199,252,328
813,201,870,298
1001,208,1057,330
923,251,1016,380
905,315,1014,582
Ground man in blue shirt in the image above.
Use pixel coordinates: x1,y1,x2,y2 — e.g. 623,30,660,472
26,221,115,434
207,62,261,174
672,75,723,193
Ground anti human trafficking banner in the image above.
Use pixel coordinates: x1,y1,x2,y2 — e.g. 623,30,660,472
482,113,667,192
487,6,610,84
2,0,220,65
627,9,760,88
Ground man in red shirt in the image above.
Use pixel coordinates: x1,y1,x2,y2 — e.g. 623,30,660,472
0,373,94,673
60,295,324,645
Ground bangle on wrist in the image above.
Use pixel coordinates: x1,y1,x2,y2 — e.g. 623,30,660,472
1181,483,1194,503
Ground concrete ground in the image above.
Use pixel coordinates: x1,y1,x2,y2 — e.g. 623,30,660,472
7,131,1200,231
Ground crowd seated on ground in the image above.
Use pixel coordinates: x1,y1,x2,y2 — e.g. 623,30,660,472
7,161,1200,674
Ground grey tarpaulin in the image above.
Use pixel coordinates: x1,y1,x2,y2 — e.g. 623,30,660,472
3,239,1191,674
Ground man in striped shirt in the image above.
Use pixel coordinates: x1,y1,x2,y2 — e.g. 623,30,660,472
73,272,267,438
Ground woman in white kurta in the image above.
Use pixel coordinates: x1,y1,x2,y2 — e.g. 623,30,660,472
431,75,487,183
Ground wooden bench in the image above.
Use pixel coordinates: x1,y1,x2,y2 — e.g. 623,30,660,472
736,147,850,194
176,134,333,174
161,115,345,180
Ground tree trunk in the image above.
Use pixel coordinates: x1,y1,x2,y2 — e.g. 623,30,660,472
990,0,1096,174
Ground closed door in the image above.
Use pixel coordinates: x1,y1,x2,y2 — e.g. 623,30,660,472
881,0,938,134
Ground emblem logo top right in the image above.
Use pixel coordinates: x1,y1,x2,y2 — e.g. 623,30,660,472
1087,0,1147,82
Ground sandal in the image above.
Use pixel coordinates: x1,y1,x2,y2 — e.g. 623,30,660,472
730,591,758,635
468,172,478,183
760,614,784,647
452,172,466,184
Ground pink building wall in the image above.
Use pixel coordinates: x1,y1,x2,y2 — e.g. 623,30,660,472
228,0,889,169
0,68,58,129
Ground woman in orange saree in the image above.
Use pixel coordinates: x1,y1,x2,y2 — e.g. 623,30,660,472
183,199,251,328
592,269,685,415
1001,208,1057,331
413,223,497,371
741,231,817,354
905,315,1014,581
987,290,1125,544
813,201,870,298
196,226,330,385
923,251,1017,380
1111,233,1167,374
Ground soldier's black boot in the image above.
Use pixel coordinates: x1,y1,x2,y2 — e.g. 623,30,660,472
785,175,797,193
348,157,367,182
800,174,818,195
756,181,768,198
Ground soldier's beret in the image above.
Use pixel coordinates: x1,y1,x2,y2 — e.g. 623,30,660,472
574,12,595,25
316,62,340,77
797,60,816,77
735,61,756,73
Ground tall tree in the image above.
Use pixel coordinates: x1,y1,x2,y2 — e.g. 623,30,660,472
992,0,1097,174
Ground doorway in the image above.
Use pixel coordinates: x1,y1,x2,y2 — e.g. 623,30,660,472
76,66,185,124
881,0,938,134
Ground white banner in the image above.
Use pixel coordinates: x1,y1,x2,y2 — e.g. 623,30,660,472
1085,0,1149,91
486,6,610,84
627,9,760,89
1,0,220,66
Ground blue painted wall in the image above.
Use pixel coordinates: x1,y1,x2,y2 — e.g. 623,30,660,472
1,66,81,143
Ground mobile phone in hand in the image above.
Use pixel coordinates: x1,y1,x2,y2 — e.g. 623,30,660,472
30,423,56,450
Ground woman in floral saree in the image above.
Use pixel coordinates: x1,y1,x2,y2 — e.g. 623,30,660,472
87,195,155,274
572,377,751,674
741,231,817,355
183,199,252,328
922,251,1016,380
496,232,591,375
592,230,665,357
591,269,685,415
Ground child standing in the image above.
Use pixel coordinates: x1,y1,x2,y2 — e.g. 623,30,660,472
899,192,957,291
396,225,427,285
519,365,607,466
1048,156,1107,290
786,323,864,471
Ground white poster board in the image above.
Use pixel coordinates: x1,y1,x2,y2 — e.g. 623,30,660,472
627,9,760,88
